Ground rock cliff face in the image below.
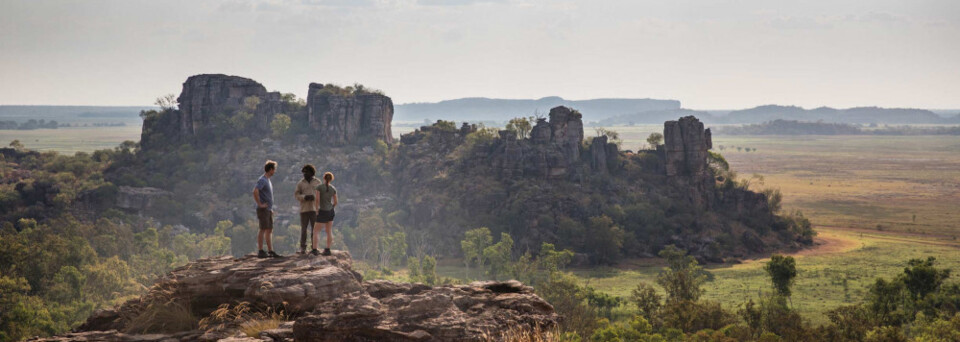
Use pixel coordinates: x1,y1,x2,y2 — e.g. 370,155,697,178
546,106,584,164
41,251,556,342
141,75,392,149
664,116,711,178
307,83,394,146
176,74,282,141
664,116,715,209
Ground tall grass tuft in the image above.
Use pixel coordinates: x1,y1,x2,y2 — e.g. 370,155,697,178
199,301,287,338
123,281,198,333
480,324,578,342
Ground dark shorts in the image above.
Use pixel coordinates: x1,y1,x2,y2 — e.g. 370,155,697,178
257,208,273,230
317,209,335,223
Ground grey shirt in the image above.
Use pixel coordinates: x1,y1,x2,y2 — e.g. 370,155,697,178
315,183,337,211
254,175,273,210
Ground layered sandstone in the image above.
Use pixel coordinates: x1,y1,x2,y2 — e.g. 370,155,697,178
176,74,282,140
306,83,394,146
141,75,393,149
662,116,715,209
38,251,556,342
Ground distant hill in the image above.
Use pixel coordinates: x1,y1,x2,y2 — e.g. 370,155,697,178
717,105,949,124
597,108,716,125
395,96,681,123
398,99,958,126
0,105,152,124
712,119,960,135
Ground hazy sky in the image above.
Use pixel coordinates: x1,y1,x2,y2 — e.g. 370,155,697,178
1,0,958,109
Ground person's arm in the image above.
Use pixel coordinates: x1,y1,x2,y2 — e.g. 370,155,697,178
295,183,305,202
253,188,266,208
332,193,338,208
315,189,321,212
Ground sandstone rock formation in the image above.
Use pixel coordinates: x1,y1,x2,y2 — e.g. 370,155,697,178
398,105,591,180
664,116,715,209
40,251,556,342
664,116,712,178
141,75,393,149
177,74,282,140
306,83,394,146
589,136,619,174
547,106,584,164
294,280,556,341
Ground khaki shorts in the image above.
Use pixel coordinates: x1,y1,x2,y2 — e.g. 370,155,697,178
257,208,273,230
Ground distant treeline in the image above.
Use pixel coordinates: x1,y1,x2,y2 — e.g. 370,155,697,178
0,119,60,130
715,119,960,135
0,120,129,130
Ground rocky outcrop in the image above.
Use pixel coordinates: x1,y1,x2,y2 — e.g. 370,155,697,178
664,116,711,178
141,75,393,149
547,106,584,164
664,116,715,209
115,186,172,211
51,251,555,342
398,106,589,180
307,83,394,146
589,136,619,174
176,74,282,141
294,280,556,341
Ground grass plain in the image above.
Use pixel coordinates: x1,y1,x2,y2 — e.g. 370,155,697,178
1,125,142,154
578,126,960,324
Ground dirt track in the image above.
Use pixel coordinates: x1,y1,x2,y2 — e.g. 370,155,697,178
789,226,960,259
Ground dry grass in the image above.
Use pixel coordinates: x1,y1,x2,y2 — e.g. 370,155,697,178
480,324,577,342
199,302,287,338
123,281,198,334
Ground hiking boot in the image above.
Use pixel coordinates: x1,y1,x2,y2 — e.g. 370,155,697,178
310,249,320,256
321,248,331,256
268,251,280,258
257,250,267,258
296,248,306,255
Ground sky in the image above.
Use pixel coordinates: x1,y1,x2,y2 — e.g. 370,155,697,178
1,0,958,109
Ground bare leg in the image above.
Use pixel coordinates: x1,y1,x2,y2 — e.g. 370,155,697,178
325,221,333,249
312,222,321,250
257,229,265,251
265,228,273,252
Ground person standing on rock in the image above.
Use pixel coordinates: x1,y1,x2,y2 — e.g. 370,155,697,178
254,160,280,258
295,164,321,255
312,172,338,256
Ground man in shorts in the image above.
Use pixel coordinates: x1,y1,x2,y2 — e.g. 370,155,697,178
253,160,280,258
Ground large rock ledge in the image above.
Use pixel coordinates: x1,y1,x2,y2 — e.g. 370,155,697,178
29,252,557,342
